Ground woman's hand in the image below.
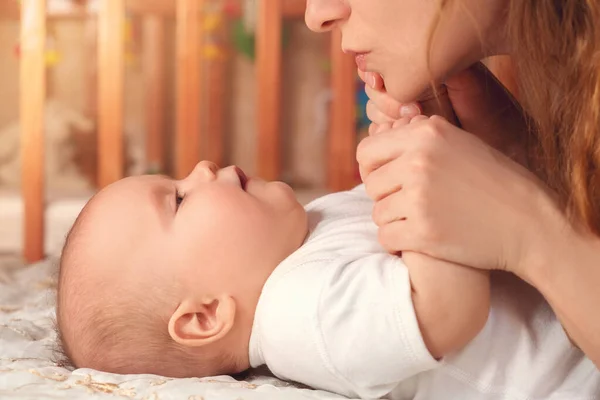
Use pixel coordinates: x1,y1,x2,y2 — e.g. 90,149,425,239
357,115,559,274
359,63,600,370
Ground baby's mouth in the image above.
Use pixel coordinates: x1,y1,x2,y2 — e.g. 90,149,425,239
234,166,248,190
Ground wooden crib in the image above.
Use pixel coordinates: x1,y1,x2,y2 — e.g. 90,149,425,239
13,0,357,262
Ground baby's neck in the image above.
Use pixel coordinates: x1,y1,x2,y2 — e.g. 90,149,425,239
237,244,308,371
223,220,310,372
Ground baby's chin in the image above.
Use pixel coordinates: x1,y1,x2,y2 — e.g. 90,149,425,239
247,178,303,210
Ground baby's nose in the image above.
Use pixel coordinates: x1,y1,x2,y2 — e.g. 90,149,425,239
187,161,219,182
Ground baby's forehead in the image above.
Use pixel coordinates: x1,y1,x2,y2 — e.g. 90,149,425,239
80,176,170,258
92,175,169,214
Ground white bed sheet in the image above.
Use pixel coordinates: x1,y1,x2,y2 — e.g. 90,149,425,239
0,258,347,400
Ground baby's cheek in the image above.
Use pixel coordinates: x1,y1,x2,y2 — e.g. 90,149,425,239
266,182,301,211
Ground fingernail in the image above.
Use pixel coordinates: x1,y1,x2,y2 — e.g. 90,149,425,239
368,73,376,89
400,104,420,118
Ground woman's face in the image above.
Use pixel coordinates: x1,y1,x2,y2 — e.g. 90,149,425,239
305,0,508,103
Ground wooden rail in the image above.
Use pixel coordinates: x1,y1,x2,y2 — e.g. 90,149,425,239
97,0,125,188
174,0,203,179
143,16,167,173
20,0,47,262
256,0,283,180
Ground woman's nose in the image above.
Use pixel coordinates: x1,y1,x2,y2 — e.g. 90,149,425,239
305,0,350,33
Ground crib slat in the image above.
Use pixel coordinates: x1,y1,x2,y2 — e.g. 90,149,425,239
257,0,282,180
84,18,98,120
143,16,167,173
328,30,357,191
175,0,203,179
20,0,47,262
98,0,125,188
0,1,20,19
206,43,226,167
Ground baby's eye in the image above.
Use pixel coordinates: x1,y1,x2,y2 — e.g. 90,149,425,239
175,192,184,209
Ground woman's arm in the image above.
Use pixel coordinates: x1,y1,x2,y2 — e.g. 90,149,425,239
360,63,600,367
358,114,600,369
521,219,600,367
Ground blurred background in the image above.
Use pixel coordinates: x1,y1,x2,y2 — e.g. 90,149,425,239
0,0,373,258
0,0,516,262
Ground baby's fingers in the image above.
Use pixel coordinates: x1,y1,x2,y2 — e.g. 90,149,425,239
365,84,421,120
358,70,385,90
367,100,396,125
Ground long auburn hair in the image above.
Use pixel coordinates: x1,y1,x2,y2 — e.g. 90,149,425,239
438,0,600,235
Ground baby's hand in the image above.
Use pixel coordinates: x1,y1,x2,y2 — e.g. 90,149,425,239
358,70,421,135
358,70,458,134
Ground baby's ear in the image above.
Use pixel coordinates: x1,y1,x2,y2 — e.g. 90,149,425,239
168,295,236,347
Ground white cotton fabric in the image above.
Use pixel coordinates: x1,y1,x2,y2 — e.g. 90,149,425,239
249,185,600,400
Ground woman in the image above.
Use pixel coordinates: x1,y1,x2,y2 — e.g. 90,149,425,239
306,0,600,368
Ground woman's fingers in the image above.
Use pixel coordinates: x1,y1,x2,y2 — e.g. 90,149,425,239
377,219,417,254
364,157,407,202
372,190,407,227
357,125,414,180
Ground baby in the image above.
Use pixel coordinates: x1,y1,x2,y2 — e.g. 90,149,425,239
56,159,599,398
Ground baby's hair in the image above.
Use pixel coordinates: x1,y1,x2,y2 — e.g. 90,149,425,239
52,319,75,370
54,198,237,378
53,203,88,370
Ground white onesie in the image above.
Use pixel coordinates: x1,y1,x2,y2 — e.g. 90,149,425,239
248,185,600,399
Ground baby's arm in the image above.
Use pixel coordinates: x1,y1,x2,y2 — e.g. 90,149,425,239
402,252,490,359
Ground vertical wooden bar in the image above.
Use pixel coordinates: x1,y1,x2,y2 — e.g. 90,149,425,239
98,0,125,188
84,17,99,188
143,16,167,173
256,0,282,180
20,0,46,262
175,0,203,179
205,7,228,167
84,17,98,120
328,30,356,191
206,54,226,166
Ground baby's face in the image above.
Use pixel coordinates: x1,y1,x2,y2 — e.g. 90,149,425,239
57,161,308,377
89,161,308,298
